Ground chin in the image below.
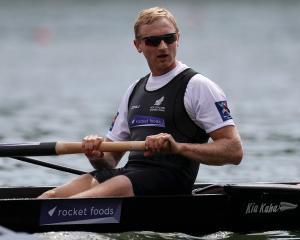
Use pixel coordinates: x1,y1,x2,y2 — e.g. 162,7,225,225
159,61,174,70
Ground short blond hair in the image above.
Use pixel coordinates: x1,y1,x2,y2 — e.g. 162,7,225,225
134,7,179,39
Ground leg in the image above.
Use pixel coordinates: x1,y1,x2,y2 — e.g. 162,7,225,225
71,175,134,198
37,173,98,199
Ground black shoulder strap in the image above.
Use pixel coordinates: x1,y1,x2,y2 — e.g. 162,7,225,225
128,73,150,109
174,68,209,143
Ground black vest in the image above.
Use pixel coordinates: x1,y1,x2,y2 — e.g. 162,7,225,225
127,68,209,184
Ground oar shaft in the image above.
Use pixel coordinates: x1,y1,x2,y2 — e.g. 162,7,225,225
11,156,86,175
55,141,146,155
0,142,57,157
0,141,146,157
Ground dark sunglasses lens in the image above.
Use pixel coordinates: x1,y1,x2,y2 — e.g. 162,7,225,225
144,34,176,46
145,37,161,46
163,34,176,44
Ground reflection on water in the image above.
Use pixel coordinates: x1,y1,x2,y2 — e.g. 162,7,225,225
1,0,300,239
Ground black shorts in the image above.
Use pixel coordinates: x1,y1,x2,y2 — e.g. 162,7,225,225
90,164,192,196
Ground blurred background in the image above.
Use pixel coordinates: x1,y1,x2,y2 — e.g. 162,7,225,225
0,0,300,187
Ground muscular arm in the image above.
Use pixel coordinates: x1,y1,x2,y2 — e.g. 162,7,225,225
144,126,243,166
178,126,243,165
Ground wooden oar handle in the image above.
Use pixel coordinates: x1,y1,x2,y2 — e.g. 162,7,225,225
0,140,169,157
55,141,146,155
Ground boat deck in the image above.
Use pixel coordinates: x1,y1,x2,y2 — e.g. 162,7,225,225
0,183,300,235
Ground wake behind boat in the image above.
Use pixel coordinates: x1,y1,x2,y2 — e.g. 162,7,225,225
0,182,300,236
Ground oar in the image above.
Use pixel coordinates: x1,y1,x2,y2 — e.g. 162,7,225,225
0,141,146,157
11,156,86,175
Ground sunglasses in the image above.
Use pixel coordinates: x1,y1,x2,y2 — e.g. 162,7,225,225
138,33,177,47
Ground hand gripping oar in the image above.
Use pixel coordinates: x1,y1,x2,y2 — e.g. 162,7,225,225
0,141,146,157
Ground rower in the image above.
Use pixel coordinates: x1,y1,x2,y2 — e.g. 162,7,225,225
38,6,243,199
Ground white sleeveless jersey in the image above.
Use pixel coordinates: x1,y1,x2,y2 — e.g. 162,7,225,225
107,61,235,141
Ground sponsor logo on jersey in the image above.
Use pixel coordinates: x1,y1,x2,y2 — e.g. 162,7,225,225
130,105,140,110
215,101,232,121
130,115,165,128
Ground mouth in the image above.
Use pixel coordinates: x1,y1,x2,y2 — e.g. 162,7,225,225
157,54,169,59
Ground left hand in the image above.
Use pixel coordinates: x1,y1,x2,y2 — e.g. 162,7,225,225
144,133,179,157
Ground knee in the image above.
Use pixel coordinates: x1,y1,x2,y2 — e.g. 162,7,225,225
37,189,56,199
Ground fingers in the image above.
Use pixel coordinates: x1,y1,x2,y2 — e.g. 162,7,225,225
82,135,104,159
144,133,172,156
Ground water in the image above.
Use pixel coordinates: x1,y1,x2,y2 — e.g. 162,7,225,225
0,0,300,239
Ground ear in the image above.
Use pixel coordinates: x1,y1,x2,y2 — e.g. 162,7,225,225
134,39,142,53
176,32,180,47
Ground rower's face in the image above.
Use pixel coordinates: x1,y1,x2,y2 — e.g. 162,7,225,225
134,18,179,76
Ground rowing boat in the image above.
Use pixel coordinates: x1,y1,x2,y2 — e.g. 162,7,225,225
1,142,299,235
0,182,300,236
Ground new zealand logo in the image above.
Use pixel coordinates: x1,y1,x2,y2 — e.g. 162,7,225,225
150,96,165,112
154,96,164,106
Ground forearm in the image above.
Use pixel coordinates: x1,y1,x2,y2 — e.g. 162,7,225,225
178,138,243,166
82,136,125,170
88,151,123,169
144,127,243,165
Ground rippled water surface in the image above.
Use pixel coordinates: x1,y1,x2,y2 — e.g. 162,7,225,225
1,0,300,239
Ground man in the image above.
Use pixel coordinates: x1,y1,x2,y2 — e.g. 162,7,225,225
38,7,243,198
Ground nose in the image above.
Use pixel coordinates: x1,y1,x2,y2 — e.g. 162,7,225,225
158,39,168,49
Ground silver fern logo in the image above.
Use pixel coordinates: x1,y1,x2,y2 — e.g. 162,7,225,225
154,96,164,106
279,202,298,211
150,96,166,112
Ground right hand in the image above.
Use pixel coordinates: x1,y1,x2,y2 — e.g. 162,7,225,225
82,135,104,161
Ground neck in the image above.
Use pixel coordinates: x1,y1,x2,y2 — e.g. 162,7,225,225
150,61,177,76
